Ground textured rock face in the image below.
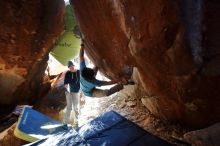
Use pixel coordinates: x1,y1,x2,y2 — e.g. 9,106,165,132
72,0,220,127
0,0,64,110
184,123,220,146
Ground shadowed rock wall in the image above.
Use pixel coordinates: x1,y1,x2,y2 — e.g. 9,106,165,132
71,0,220,127
0,0,64,114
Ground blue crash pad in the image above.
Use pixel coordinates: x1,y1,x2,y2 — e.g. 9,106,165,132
14,106,69,142
26,111,172,146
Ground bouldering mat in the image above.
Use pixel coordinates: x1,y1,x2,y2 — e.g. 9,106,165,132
14,106,69,142
50,4,80,66
26,111,172,146
50,31,80,66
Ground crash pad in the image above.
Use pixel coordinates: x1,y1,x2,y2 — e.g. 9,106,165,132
26,111,172,146
50,31,80,66
50,5,80,66
14,106,68,142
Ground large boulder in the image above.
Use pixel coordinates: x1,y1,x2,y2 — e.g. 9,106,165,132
71,0,220,127
0,0,64,113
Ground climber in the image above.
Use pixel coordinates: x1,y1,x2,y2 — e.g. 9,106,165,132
79,43,133,98
63,60,80,125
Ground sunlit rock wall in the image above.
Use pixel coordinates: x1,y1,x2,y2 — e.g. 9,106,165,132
0,0,64,110
72,0,220,127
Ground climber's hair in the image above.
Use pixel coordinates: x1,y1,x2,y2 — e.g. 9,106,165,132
82,67,95,81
